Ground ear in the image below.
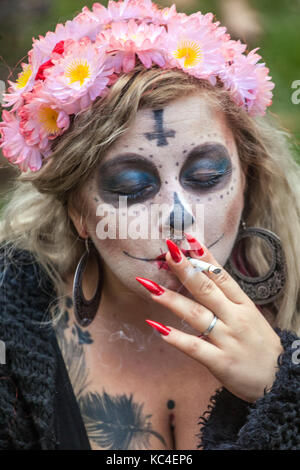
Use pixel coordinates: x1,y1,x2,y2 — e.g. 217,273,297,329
68,202,89,239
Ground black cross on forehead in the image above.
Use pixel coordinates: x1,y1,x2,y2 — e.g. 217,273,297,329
144,109,176,147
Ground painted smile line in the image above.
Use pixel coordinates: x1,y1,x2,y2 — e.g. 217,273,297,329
123,233,225,265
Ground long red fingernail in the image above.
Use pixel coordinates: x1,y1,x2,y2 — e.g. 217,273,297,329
146,319,171,336
184,233,205,257
136,277,165,296
166,239,182,263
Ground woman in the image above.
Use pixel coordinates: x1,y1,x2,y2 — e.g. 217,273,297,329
0,0,299,450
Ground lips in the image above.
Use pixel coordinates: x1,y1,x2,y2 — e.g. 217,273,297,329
155,248,191,262
155,248,191,271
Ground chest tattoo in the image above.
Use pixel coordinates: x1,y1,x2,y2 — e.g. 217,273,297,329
53,296,169,450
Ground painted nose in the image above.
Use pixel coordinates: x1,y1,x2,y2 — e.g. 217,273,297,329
168,192,195,236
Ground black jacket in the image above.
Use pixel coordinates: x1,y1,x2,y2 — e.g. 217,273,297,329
0,245,299,450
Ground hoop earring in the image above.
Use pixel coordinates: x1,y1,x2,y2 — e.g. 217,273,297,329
73,238,103,327
224,221,287,305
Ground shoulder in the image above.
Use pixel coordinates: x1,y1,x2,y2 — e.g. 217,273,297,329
0,242,58,449
0,242,55,322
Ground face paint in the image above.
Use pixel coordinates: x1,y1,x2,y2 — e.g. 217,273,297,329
97,154,161,207
144,109,176,147
179,143,232,193
74,93,246,299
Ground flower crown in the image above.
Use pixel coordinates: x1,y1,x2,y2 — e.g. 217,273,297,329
0,0,274,173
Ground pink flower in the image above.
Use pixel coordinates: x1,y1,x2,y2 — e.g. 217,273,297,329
97,19,166,73
43,37,113,114
32,14,104,61
91,0,157,23
18,83,70,150
151,4,186,26
164,16,226,81
221,38,247,61
2,48,44,112
219,48,274,114
0,110,43,172
250,65,275,116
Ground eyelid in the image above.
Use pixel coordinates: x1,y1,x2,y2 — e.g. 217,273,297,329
185,168,232,178
111,183,155,193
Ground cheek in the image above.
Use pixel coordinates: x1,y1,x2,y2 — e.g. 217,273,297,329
202,180,244,264
223,191,244,235
85,197,152,254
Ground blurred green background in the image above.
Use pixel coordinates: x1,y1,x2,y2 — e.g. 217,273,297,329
0,0,299,202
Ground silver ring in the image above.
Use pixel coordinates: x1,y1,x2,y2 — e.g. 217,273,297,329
202,315,218,336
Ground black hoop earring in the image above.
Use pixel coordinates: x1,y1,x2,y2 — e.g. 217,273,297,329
224,221,287,305
73,238,103,327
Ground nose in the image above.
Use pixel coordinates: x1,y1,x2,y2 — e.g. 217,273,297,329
167,192,195,237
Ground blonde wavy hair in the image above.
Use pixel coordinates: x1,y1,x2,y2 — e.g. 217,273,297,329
1,67,300,333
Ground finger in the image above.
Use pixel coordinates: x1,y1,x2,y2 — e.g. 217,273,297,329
185,233,251,306
158,324,223,370
165,240,232,323
149,286,227,346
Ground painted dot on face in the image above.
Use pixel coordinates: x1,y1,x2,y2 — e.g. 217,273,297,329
167,399,175,410
159,165,163,168
149,155,153,158
165,181,168,184
220,195,223,199
139,148,144,151
176,162,179,166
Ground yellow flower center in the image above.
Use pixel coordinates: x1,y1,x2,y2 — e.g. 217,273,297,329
65,60,91,86
16,65,32,89
38,107,59,135
173,40,203,68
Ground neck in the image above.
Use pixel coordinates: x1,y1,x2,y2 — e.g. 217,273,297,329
64,261,193,358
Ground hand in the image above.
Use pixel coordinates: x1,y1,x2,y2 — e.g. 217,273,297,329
137,236,284,403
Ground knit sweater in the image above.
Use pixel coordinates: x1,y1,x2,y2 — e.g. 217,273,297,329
0,245,299,450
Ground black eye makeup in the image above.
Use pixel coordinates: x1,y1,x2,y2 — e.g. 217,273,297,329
97,154,161,206
179,143,232,192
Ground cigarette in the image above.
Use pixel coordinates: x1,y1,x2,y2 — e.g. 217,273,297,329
187,257,222,275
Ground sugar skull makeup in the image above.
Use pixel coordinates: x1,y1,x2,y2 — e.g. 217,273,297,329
70,93,246,296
